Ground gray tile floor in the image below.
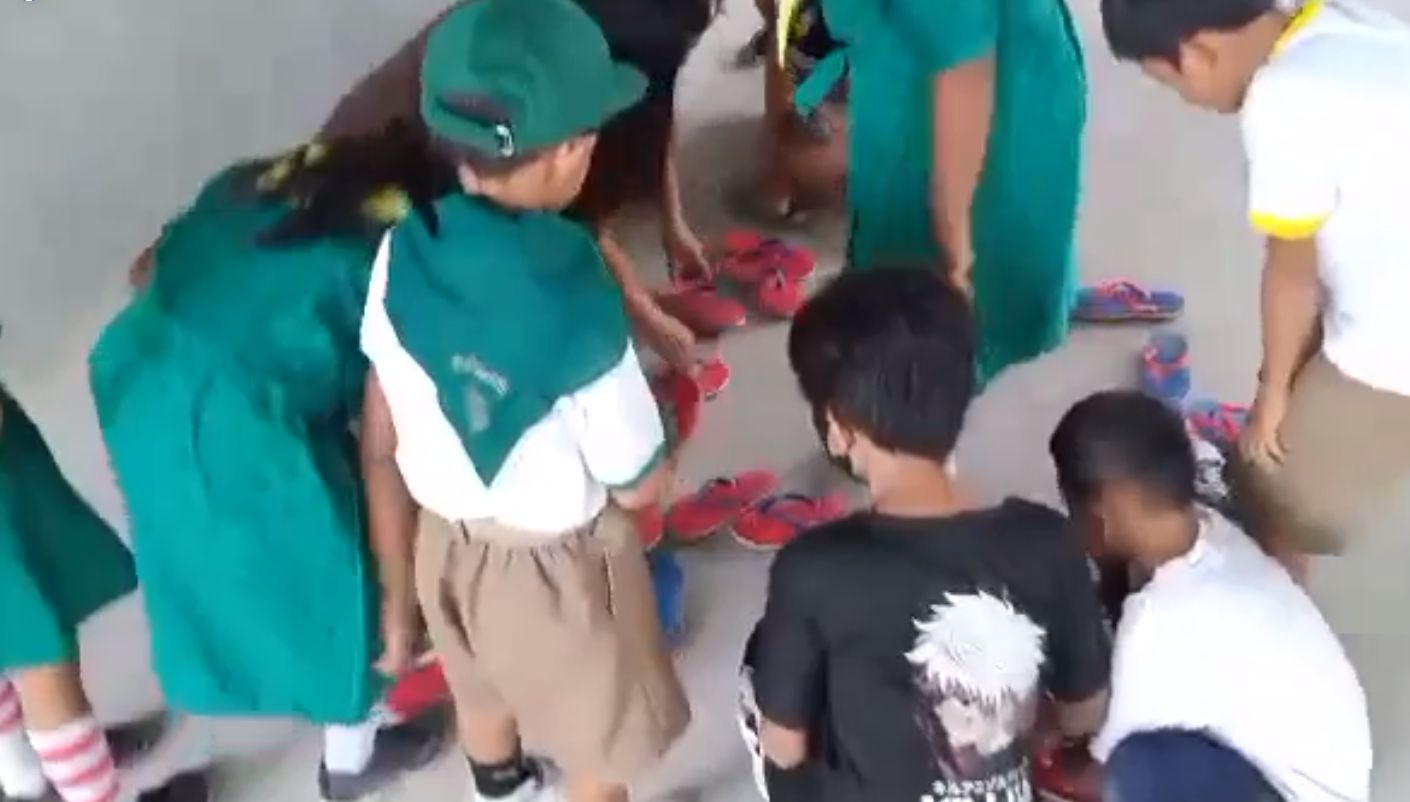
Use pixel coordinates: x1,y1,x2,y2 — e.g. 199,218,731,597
2,0,1407,799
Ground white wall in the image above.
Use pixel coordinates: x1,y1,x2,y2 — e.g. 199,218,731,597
0,0,452,521
0,0,450,374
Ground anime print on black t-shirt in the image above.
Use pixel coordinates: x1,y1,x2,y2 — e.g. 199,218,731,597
907,592,1043,802
746,500,1110,802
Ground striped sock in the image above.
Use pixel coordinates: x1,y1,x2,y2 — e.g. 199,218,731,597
0,680,47,800
28,717,119,802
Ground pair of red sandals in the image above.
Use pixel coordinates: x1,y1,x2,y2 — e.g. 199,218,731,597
659,470,850,551
656,231,817,335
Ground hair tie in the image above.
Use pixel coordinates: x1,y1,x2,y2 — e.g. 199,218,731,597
362,186,412,225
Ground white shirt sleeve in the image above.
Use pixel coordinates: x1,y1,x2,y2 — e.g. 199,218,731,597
359,232,398,367
1242,68,1339,240
561,345,666,489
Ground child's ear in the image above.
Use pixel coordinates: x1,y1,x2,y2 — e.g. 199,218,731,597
823,408,853,457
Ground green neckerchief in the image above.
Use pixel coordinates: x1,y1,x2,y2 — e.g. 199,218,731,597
384,194,628,484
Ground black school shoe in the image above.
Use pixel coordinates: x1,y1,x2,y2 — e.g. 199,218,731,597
317,710,450,802
107,713,170,767
137,772,211,802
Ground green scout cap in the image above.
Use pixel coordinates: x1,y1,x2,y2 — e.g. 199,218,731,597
420,0,647,158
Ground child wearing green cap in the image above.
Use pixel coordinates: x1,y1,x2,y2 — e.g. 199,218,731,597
359,0,690,800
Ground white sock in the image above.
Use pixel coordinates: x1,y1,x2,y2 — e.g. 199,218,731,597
322,720,378,775
28,717,118,802
0,680,47,800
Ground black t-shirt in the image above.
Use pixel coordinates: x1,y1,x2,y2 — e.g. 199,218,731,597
749,499,1110,802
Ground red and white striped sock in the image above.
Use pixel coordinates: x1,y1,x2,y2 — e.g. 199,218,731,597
28,717,119,802
0,680,47,800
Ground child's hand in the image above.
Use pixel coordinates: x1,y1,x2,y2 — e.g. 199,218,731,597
664,223,713,285
1242,384,1291,467
946,240,975,301
129,243,157,290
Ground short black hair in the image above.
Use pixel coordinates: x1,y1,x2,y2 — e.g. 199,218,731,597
787,267,976,463
1101,0,1274,62
1049,390,1197,509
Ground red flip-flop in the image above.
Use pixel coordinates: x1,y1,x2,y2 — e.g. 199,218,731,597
666,470,780,544
383,658,450,722
651,369,702,445
655,282,748,336
720,230,815,284
633,505,667,551
755,270,808,319
732,493,851,551
694,356,731,400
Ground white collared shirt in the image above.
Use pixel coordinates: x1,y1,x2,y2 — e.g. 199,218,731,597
360,233,664,535
1242,0,1410,396
1093,512,1372,802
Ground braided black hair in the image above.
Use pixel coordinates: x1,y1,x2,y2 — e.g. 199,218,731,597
250,118,458,246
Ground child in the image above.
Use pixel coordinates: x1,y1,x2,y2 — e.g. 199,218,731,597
322,0,717,373
1099,0,1410,576
0,385,177,802
747,268,1110,802
1049,390,1372,802
753,0,847,219
91,125,452,800
774,0,1086,383
358,2,689,800
318,0,716,637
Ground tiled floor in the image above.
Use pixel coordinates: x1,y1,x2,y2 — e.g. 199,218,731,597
2,0,1407,799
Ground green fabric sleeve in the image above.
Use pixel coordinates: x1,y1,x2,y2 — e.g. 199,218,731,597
891,0,998,73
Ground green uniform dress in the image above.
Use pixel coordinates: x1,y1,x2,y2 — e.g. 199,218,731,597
89,167,382,723
0,387,137,672
809,0,1086,381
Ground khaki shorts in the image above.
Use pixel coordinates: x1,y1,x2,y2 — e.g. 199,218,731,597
1235,354,1410,554
416,508,690,782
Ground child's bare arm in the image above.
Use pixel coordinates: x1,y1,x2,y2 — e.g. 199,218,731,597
598,225,697,370
360,370,421,676
1244,236,1321,466
1258,237,1322,394
761,718,809,769
930,55,995,293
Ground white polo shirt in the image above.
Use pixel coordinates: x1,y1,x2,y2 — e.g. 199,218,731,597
360,234,665,535
1092,512,1372,802
1242,0,1410,397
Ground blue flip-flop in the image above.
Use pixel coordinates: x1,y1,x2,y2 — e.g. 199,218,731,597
648,550,686,650
1139,331,1191,406
1074,281,1185,323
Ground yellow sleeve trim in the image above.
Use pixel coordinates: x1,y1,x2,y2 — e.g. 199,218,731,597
1275,0,1325,54
1250,211,1327,240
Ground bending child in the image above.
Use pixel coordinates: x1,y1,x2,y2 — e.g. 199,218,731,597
746,267,1110,802
1050,390,1371,802
1100,0,1410,578
359,2,690,800
92,125,454,800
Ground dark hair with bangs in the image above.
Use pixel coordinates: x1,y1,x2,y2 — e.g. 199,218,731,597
788,266,976,464
1049,390,1198,509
